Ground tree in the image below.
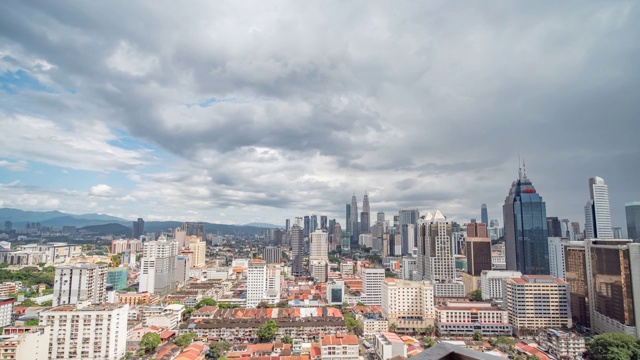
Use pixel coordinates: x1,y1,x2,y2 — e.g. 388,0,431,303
257,301,272,308
25,318,39,326
384,270,397,278
275,301,288,308
257,320,278,342
120,352,133,360
341,302,350,308
140,332,161,353
473,331,483,341
356,301,365,306
195,298,217,309
390,323,398,332
468,289,482,302
174,332,197,348
528,356,540,360
344,314,360,333
41,300,52,306
423,337,436,348
20,299,37,307
282,335,293,344
209,340,231,358
585,333,640,360
425,325,436,336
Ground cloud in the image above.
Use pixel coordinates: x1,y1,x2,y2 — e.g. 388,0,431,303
89,184,115,197
0,159,28,171
0,1,638,226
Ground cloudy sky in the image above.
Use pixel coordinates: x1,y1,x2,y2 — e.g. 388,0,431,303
0,1,638,229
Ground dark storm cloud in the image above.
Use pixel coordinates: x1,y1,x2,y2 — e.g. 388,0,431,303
0,0,639,225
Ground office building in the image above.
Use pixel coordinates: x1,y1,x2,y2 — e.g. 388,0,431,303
291,224,304,276
377,212,385,226
106,267,128,291
246,260,281,307
309,229,329,282
321,215,328,230
571,222,582,241
139,235,179,296
402,256,417,280
418,211,465,297
132,217,144,239
627,202,640,242
435,302,511,337
613,227,623,239
563,242,589,329
53,263,108,306
480,270,522,300
345,204,351,234
327,280,344,305
463,236,492,292
181,222,204,237
399,209,419,255
502,275,572,331
481,204,488,225
263,246,282,264
547,217,563,237
175,254,191,285
320,334,359,360
584,176,613,239
503,164,550,275
303,216,310,237
548,237,576,281
361,193,371,234
39,304,129,360
584,239,640,336
361,267,385,305
381,279,435,332
0,327,50,360
285,219,290,232
310,215,318,234
467,222,488,238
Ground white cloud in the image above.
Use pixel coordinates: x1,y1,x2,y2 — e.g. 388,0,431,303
0,160,28,172
107,41,159,76
89,184,115,197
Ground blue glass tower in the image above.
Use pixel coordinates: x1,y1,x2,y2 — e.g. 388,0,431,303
503,164,549,275
481,204,488,225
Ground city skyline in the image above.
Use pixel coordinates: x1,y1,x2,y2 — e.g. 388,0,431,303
0,2,639,228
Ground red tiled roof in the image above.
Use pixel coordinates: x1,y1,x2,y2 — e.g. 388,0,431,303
159,330,175,339
321,334,358,346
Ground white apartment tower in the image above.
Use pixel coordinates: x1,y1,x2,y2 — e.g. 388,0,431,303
584,176,613,239
139,235,179,296
39,304,129,360
480,270,522,300
381,279,435,332
53,263,108,306
361,267,386,305
246,260,281,307
187,236,206,267
310,228,329,282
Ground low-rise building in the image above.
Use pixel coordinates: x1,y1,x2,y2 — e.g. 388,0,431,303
435,302,511,337
381,279,435,333
374,332,406,360
540,329,585,360
320,334,358,360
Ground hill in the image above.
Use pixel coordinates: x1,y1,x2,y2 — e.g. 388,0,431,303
245,222,281,229
80,223,131,236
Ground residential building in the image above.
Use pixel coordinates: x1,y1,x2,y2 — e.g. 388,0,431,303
361,267,385,305
175,254,191,285
320,334,359,360
117,292,155,306
480,270,522,301
418,211,465,297
0,327,50,360
626,202,640,242
435,302,511,336
39,303,129,360
291,225,304,276
246,260,281,307
106,267,128,291
53,263,108,306
187,236,206,268
540,329,586,360
374,332,406,360
502,275,572,332
0,282,18,298
139,235,179,296
584,177,613,239
503,164,550,275
310,229,329,283
0,298,14,327
263,246,282,264
381,279,435,333
548,237,572,280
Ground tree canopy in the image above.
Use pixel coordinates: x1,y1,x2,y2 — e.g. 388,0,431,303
257,320,278,342
209,341,232,359
173,332,197,348
586,333,640,360
468,289,482,302
140,332,161,353
195,298,217,309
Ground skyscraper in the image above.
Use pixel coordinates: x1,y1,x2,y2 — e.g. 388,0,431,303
132,217,144,239
584,176,613,239
399,209,419,255
291,224,304,276
320,215,328,230
181,222,204,237
303,216,310,237
309,229,329,282
139,235,179,296
285,219,290,232
503,163,550,275
361,193,371,234
345,204,351,233
481,204,488,225
310,215,318,232
350,195,359,242
626,202,640,242
547,217,563,237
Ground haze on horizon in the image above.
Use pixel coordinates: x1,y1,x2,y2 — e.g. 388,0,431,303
0,1,639,229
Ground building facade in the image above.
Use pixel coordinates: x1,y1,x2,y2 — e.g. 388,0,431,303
626,202,640,242
53,263,108,306
435,302,511,337
139,236,179,296
381,279,435,333
584,177,613,239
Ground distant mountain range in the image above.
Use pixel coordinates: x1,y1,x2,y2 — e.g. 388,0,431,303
0,208,280,235
244,222,281,229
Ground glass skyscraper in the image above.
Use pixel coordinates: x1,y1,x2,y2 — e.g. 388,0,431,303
503,165,550,275
626,202,640,242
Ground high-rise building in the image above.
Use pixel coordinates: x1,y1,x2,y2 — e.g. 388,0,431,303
361,267,385,305
418,211,465,297
571,222,582,241
246,260,281,307
175,254,191,286
502,275,572,331
263,246,282,264
53,263,108,306
139,235,179,296
613,227,623,239
548,237,572,280
310,229,329,282
3,221,11,232
465,237,492,276
0,298,14,327
399,209,419,255
564,242,589,328
350,195,359,242
381,279,435,332
0,326,50,360
310,215,318,233
547,217,563,237
106,267,128,291
584,176,613,239
290,224,304,276
285,219,290,232
40,304,129,360
377,212,385,225
187,236,206,267
361,193,371,234
345,204,351,233
503,164,550,275
181,222,204,237
561,219,572,239
320,215,328,230
132,217,144,239
303,216,311,237
481,204,488,225
467,222,488,238
626,202,640,242
480,270,522,300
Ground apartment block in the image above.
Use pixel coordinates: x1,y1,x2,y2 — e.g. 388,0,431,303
435,302,511,337
0,327,50,360
540,329,585,360
320,334,359,360
381,279,434,333
53,263,108,307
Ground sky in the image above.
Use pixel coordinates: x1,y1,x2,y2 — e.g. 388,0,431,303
0,1,639,229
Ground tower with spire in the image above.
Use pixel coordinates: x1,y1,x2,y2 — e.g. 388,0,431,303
350,194,359,243
361,192,371,234
503,160,550,275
